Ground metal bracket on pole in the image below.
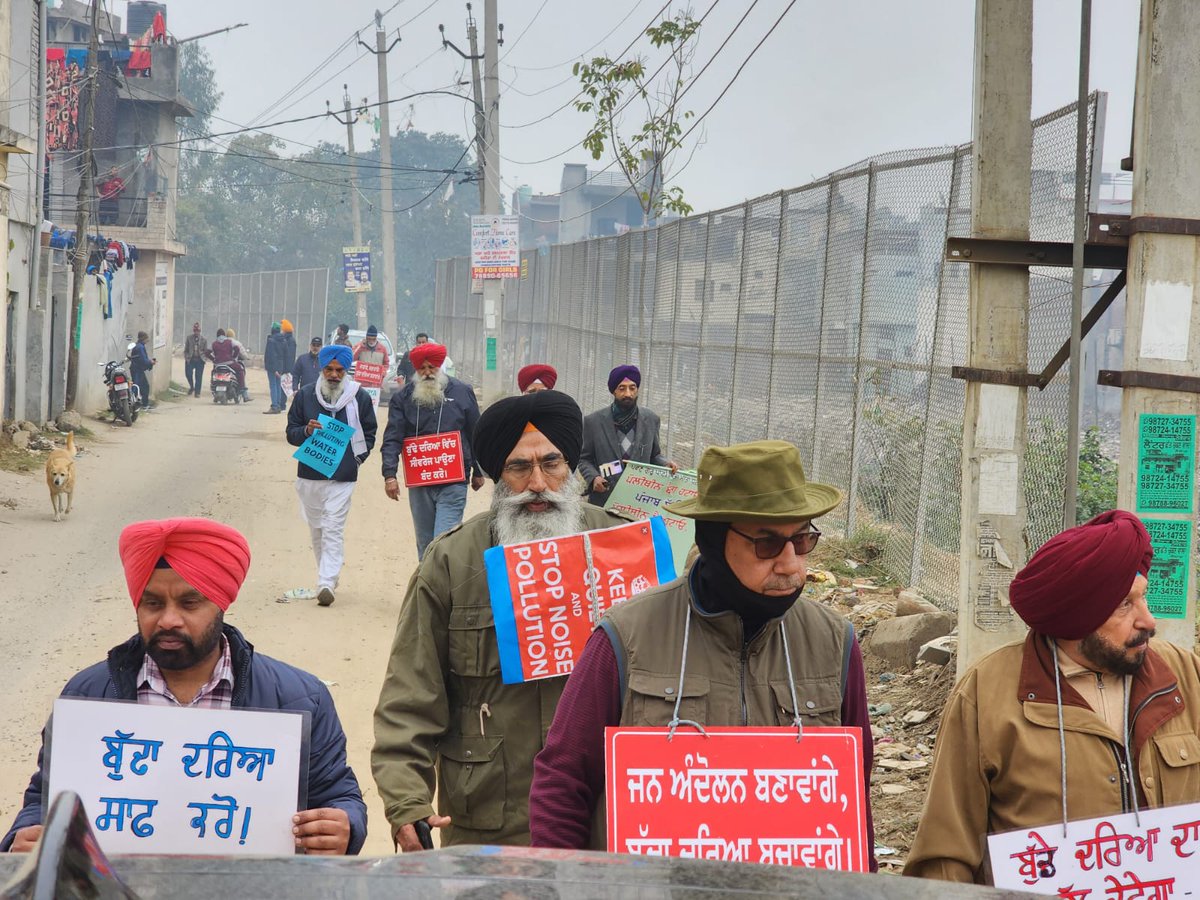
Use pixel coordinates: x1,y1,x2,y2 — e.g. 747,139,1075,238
1090,213,1200,239
944,236,1127,270
1097,370,1200,395
950,367,1041,388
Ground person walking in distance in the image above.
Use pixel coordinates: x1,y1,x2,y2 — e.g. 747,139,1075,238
183,323,207,398
285,344,377,607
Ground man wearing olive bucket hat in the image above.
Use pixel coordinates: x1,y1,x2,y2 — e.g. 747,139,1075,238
527,440,876,868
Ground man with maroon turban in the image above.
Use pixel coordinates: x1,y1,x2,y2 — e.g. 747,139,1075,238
578,364,677,506
1,518,367,855
517,364,557,394
906,510,1200,885
381,341,484,560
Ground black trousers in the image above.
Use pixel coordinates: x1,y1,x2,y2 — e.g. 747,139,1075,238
185,358,205,392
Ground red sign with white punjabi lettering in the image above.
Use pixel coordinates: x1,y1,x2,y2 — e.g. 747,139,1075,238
484,519,675,684
402,431,466,487
353,361,387,388
606,726,869,871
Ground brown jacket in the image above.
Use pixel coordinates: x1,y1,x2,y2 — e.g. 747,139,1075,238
905,633,1200,884
372,505,625,846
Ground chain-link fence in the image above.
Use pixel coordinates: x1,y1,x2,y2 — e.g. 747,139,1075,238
434,97,1105,605
173,269,331,355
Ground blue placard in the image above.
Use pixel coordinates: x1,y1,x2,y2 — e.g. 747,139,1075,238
342,248,371,293
292,414,353,478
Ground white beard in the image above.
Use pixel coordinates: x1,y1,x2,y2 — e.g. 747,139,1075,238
412,370,449,408
318,376,346,405
492,471,587,546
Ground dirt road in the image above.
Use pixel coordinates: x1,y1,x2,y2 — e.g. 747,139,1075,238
0,369,492,854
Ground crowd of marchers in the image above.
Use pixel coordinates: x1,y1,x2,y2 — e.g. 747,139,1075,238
3,335,1195,889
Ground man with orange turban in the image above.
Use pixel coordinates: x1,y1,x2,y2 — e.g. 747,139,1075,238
906,510,1200,884
1,518,367,855
381,341,484,559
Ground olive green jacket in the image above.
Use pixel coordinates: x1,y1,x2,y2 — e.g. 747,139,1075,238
372,505,626,846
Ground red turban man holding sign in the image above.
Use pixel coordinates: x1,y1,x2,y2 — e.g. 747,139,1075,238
906,510,1200,884
1,518,367,855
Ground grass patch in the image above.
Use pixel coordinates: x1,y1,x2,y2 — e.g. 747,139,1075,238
811,522,898,586
0,442,43,474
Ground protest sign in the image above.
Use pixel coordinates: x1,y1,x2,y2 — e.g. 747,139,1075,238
292,413,353,479
342,246,371,293
402,431,466,487
353,361,386,388
485,518,676,684
989,801,1200,895
606,726,869,871
280,373,294,400
604,462,698,571
1136,413,1195,513
471,215,520,279
46,698,305,856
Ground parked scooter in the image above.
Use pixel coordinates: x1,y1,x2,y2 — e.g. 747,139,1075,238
99,354,141,426
210,363,241,405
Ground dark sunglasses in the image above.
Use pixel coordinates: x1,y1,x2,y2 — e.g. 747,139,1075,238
728,526,821,560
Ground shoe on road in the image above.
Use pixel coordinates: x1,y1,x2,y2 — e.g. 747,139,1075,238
263,407,279,414
317,588,335,607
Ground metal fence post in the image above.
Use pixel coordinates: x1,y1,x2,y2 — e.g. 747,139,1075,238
765,191,788,438
845,163,876,538
809,182,835,478
727,201,753,442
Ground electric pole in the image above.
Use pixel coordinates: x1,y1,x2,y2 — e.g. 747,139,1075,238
481,0,503,402
330,85,368,329
955,0,1033,674
360,14,400,342
66,0,102,410
464,7,487,210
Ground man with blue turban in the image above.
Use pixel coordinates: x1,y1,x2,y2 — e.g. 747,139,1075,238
285,343,377,607
578,364,677,506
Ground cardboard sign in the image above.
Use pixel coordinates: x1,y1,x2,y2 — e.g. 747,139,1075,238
292,413,353,479
354,361,386,388
280,373,294,400
485,519,676,684
46,698,305,856
606,726,869,871
605,462,698,572
989,801,1200,895
1136,413,1195,514
402,431,466,487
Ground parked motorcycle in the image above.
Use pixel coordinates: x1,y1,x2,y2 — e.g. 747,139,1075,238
99,355,141,426
210,363,241,405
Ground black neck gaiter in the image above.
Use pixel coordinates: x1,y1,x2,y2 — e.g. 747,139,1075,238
691,521,803,641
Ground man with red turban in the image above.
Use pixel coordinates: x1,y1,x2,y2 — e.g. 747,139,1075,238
578,364,677,506
517,364,557,394
1,518,368,855
906,510,1200,884
381,341,484,560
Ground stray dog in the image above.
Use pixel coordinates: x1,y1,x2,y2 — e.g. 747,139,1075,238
45,431,76,522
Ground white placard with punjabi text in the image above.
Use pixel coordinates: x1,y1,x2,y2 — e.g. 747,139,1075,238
47,698,305,856
988,801,1200,896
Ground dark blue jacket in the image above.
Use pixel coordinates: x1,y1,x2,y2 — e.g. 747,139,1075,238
1,625,367,853
264,332,288,374
286,383,377,482
291,352,321,392
380,376,482,479
129,341,153,375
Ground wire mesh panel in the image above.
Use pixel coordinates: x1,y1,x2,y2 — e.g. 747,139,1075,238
430,96,1100,608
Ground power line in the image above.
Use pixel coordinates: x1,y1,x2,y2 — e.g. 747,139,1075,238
502,0,648,72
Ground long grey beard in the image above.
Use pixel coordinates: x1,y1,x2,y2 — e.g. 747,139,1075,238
492,471,587,546
318,376,346,405
412,370,448,408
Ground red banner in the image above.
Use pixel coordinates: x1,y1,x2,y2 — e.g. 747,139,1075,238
354,361,387,388
485,519,676,683
606,726,869,871
402,431,466,487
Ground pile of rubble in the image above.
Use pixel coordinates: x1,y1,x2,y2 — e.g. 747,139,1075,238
1,412,83,453
805,570,958,871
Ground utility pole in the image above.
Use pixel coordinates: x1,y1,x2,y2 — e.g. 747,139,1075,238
65,0,102,410
329,86,368,329
466,8,486,210
359,15,400,341
481,0,503,402
1113,0,1200,648
955,0,1033,675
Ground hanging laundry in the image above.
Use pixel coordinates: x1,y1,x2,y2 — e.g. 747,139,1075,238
65,48,88,70
126,48,151,76
46,48,65,64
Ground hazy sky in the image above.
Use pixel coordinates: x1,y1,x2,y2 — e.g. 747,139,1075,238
152,0,1139,214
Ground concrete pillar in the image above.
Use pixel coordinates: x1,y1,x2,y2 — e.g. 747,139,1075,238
956,0,1033,675
1114,0,1200,648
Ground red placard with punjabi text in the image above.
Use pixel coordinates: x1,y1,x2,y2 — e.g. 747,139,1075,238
353,361,387,388
402,431,466,487
606,726,869,871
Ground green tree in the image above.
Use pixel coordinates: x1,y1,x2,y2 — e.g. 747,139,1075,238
573,8,699,222
177,43,223,191
1076,426,1119,522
